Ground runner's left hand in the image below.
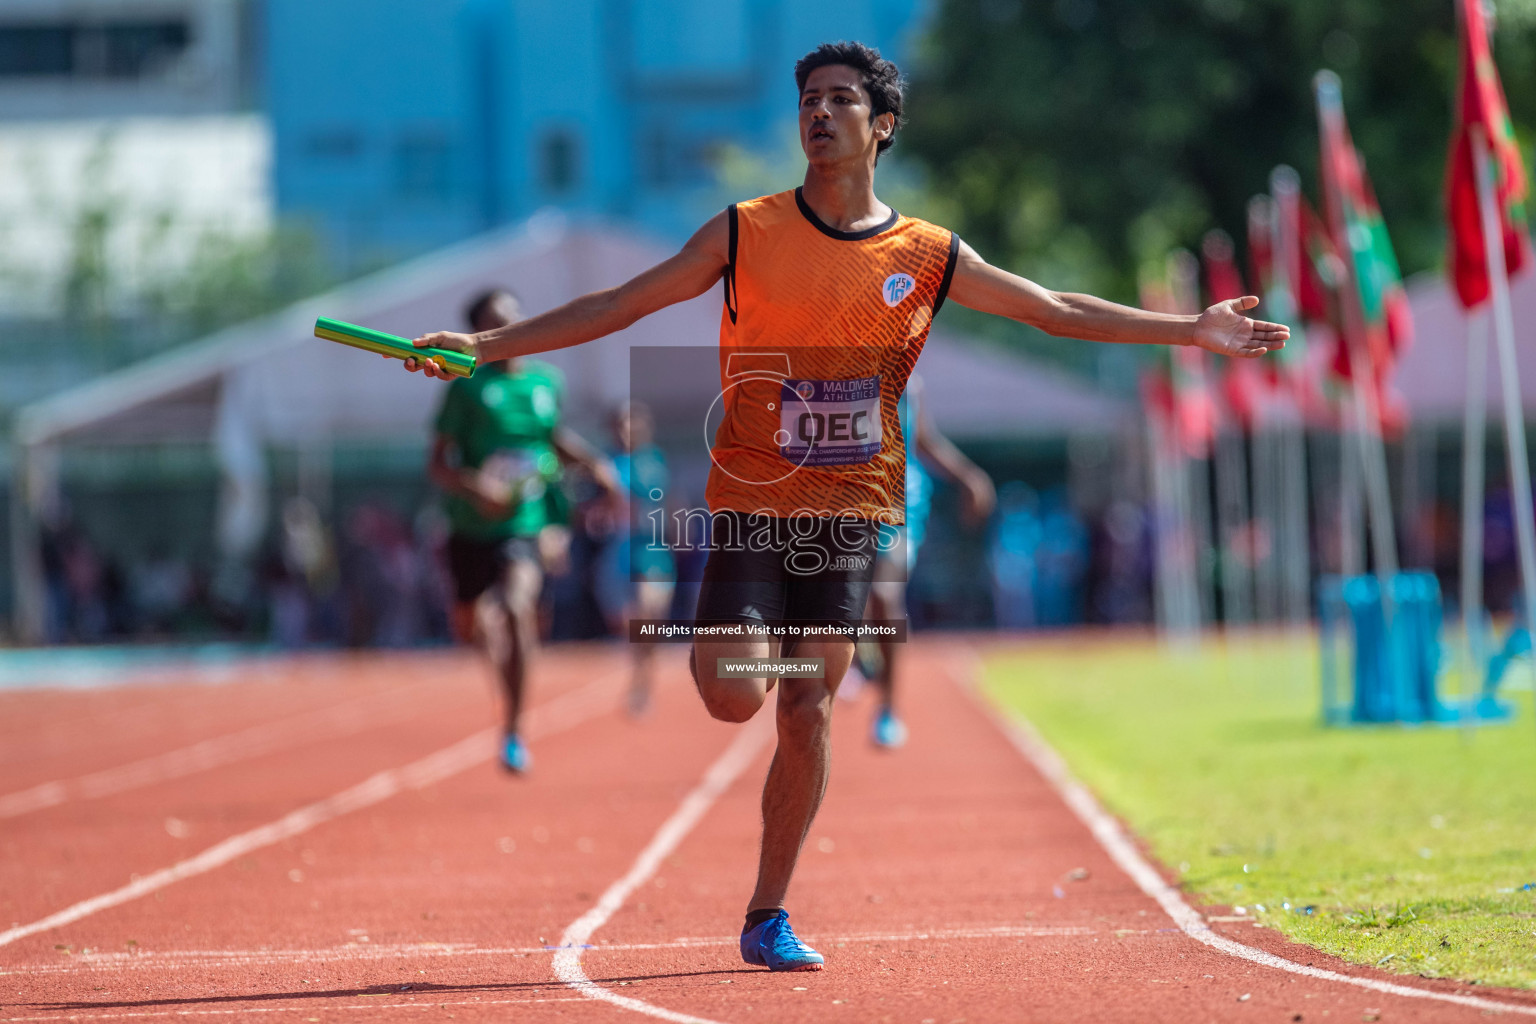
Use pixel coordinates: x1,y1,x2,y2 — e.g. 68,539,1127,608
1192,296,1289,359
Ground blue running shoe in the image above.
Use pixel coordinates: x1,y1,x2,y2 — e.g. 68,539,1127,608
872,706,908,750
740,910,824,972
500,734,530,774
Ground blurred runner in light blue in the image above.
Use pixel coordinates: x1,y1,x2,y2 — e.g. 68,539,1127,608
854,374,995,748
593,401,676,717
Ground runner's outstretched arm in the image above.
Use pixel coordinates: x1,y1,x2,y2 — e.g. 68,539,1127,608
404,212,731,378
552,426,623,502
945,239,1289,358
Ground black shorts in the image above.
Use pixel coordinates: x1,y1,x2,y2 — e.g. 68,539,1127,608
445,533,540,605
693,511,878,633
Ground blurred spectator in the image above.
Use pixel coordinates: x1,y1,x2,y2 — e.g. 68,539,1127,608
132,546,194,636
339,502,434,647
415,504,454,642
990,482,1041,629
1088,499,1153,624
1034,489,1089,626
272,496,343,647
39,514,126,642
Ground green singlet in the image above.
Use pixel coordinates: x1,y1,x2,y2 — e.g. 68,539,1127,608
434,359,565,540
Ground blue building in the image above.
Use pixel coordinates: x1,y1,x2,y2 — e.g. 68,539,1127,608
266,0,932,268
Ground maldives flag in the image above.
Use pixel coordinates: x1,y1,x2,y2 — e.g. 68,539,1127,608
1297,194,1341,327
1315,71,1412,433
1446,0,1530,310
1273,183,1348,426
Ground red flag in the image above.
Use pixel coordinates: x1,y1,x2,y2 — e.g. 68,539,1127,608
1201,229,1247,303
1144,256,1216,456
1447,0,1531,309
1204,228,1269,427
1297,198,1340,326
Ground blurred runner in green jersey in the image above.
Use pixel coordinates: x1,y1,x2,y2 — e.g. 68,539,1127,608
429,288,620,773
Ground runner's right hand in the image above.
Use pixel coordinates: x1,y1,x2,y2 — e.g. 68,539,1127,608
959,470,996,527
399,331,478,379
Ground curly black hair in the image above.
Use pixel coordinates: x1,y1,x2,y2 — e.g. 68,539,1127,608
464,287,520,329
794,41,905,161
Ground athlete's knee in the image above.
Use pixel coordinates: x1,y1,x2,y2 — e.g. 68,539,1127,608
703,688,761,723
503,562,542,615
698,675,764,722
475,599,510,646
868,580,904,615
691,647,766,723
775,682,831,743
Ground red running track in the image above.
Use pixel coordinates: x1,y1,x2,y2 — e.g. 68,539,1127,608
3,641,1534,1023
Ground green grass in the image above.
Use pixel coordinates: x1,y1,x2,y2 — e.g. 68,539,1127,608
982,634,1536,989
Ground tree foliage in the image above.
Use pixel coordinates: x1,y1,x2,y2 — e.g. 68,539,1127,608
903,0,1536,306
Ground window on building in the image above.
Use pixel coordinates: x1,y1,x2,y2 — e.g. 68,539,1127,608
95,22,190,78
0,20,190,79
641,124,717,188
641,125,670,187
539,130,579,195
0,27,71,76
395,130,452,200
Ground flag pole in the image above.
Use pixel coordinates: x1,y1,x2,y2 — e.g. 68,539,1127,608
1214,417,1253,625
1265,172,1315,627
1168,249,1216,627
1314,71,1400,588
1459,310,1489,711
1472,125,1536,665
1197,227,1256,629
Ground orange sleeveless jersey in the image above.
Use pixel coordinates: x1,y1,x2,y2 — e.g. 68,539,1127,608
705,188,958,524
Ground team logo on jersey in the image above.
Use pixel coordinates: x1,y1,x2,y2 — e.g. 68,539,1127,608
882,273,916,307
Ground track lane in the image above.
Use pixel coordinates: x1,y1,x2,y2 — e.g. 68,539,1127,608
570,642,1536,1023
4,648,770,1023
7,641,1536,1023
0,650,620,948
0,669,479,820
0,663,503,926
0,654,458,784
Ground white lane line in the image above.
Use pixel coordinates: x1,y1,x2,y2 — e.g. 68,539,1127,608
1,994,588,1022
0,673,621,951
7,925,1097,976
0,679,452,819
956,657,1536,1019
553,716,774,1024
0,659,362,764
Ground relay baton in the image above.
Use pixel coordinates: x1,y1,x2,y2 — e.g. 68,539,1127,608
313,317,476,378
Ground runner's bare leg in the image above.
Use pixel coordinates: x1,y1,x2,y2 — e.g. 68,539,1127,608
865,582,902,713
747,638,854,912
479,559,542,735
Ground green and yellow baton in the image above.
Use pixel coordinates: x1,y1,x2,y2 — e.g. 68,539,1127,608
313,317,476,378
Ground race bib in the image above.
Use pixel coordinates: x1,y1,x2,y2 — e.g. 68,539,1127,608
779,377,883,466
480,448,548,504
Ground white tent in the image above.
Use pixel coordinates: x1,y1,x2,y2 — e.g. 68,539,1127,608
11,212,1128,639
1396,269,1536,421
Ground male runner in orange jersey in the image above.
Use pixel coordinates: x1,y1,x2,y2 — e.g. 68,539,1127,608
403,41,1287,971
